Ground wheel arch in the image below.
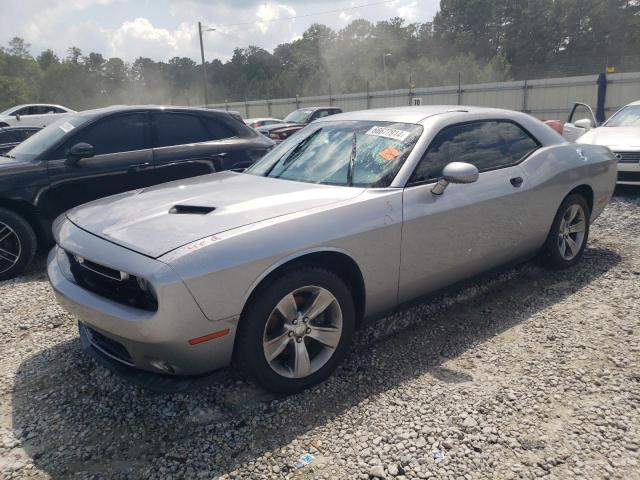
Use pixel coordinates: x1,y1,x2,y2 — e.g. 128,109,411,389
0,198,47,245
239,248,367,329
566,184,594,214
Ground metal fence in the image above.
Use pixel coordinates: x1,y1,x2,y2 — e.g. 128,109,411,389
210,71,640,121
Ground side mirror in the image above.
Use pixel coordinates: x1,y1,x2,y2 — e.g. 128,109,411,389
66,142,95,165
14,113,20,121
574,118,593,130
431,162,479,195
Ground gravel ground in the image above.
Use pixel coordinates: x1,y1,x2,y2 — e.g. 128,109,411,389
0,187,639,480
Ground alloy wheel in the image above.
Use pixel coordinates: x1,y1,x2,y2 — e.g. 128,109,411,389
262,285,343,379
557,204,586,261
0,221,21,275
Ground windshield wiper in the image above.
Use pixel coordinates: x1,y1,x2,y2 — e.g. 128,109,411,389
347,131,357,186
266,128,322,177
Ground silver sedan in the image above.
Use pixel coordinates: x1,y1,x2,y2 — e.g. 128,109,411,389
47,106,617,393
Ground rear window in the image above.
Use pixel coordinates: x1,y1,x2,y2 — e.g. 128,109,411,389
153,112,212,147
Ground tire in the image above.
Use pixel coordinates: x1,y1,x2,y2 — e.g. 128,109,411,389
235,267,356,394
0,208,37,281
542,193,590,269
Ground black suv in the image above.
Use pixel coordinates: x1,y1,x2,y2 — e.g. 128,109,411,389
0,105,274,280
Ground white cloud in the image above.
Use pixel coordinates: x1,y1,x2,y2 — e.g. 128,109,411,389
338,11,354,24
397,1,418,22
108,18,197,60
255,3,296,33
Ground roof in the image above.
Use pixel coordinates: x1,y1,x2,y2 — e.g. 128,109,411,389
0,125,42,132
71,105,234,119
318,105,522,124
291,106,339,112
627,100,640,106
245,117,281,122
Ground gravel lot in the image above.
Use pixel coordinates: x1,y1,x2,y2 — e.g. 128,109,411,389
1,187,639,480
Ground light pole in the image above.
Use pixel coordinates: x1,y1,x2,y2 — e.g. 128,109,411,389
198,21,216,106
382,53,392,91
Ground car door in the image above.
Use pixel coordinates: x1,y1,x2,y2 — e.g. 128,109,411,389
150,111,236,183
42,112,154,220
399,120,540,303
563,103,597,142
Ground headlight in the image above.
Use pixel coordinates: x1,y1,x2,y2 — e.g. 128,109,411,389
56,246,74,282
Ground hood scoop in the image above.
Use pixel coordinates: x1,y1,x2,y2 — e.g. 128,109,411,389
169,205,216,215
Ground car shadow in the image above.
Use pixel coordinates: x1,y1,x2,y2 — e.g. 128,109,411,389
11,245,621,478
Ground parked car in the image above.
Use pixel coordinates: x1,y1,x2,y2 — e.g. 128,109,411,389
257,107,342,142
48,106,616,394
245,117,283,129
0,126,42,154
0,105,274,280
0,103,75,128
565,101,639,185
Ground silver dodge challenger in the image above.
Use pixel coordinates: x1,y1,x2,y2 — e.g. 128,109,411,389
48,106,617,393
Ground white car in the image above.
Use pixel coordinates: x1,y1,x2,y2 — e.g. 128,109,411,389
562,101,640,185
0,104,76,128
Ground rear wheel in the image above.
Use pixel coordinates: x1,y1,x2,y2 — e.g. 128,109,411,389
235,267,355,394
0,208,37,281
542,194,590,269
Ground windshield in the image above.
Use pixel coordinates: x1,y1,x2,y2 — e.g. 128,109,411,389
0,107,17,116
283,109,312,123
246,120,423,187
7,114,89,160
605,106,640,127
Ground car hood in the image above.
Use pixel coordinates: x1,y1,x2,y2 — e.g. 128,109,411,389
66,171,364,258
0,154,30,169
578,126,640,149
258,122,305,133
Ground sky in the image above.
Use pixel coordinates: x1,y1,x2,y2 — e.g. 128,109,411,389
0,0,439,63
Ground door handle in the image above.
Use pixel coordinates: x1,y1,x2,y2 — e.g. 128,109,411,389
129,162,153,172
510,176,523,188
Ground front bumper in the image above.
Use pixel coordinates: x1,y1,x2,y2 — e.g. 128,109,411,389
47,226,238,377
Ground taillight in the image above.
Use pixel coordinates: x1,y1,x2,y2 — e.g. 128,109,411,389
251,122,260,128
269,132,282,140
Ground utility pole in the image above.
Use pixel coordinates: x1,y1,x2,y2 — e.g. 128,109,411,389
198,22,215,106
382,53,392,91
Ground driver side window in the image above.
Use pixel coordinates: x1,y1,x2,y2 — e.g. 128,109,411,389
409,120,539,184
50,114,148,159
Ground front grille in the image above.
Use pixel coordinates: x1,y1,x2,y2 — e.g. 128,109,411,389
618,171,640,183
614,151,640,164
84,325,134,365
67,253,158,311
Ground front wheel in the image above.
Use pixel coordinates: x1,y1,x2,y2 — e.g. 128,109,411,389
0,208,37,281
542,194,590,269
235,267,355,394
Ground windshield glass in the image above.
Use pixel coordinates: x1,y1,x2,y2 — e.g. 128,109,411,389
283,109,312,123
246,120,423,187
605,106,640,127
7,114,89,160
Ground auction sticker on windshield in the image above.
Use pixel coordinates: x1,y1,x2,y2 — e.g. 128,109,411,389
59,122,75,133
366,126,412,142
